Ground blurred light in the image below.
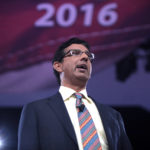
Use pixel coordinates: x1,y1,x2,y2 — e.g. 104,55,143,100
0,137,3,148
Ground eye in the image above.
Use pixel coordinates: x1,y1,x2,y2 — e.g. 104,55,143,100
71,49,81,55
85,51,92,57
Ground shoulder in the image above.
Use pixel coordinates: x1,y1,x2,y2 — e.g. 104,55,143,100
22,92,61,111
94,101,125,129
93,100,122,119
93,98,117,112
27,92,60,104
99,103,119,114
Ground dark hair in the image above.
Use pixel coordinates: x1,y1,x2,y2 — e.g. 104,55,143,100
52,37,90,85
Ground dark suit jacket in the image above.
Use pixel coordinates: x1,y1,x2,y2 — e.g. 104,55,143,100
18,92,132,150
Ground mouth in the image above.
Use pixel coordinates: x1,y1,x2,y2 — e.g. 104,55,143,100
76,64,88,71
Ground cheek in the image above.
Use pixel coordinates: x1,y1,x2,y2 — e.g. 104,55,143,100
62,62,75,74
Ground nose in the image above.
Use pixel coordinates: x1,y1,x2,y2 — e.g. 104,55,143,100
80,52,89,62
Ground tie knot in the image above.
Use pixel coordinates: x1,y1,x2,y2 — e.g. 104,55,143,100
74,93,85,112
74,93,82,99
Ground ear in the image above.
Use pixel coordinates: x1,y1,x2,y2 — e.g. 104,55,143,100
53,61,63,73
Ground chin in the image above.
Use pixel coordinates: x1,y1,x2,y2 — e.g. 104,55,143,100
77,75,90,82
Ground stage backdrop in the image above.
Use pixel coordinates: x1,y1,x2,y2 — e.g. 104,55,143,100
0,0,150,108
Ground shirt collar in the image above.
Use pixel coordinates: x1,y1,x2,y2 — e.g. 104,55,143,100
59,86,91,103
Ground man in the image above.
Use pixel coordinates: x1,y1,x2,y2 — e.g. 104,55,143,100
18,38,132,150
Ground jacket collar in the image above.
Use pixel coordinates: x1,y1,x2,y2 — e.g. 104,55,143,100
94,100,113,150
47,92,78,148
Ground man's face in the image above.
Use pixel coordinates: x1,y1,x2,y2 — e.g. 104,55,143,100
59,44,92,85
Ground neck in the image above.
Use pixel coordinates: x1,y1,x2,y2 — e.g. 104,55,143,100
61,81,87,92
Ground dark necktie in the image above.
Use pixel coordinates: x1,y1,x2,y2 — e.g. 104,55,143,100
74,93,102,150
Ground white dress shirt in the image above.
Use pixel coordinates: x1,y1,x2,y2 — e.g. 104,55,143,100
59,86,108,150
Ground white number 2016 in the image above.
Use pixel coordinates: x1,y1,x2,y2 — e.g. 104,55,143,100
35,3,55,27
97,3,118,26
34,3,118,27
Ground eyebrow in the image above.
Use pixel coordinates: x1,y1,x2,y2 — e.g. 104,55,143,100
66,49,89,52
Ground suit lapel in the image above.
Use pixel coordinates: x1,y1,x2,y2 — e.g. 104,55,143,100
47,92,78,147
94,101,113,150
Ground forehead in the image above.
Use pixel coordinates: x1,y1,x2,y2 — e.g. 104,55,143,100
65,44,88,52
